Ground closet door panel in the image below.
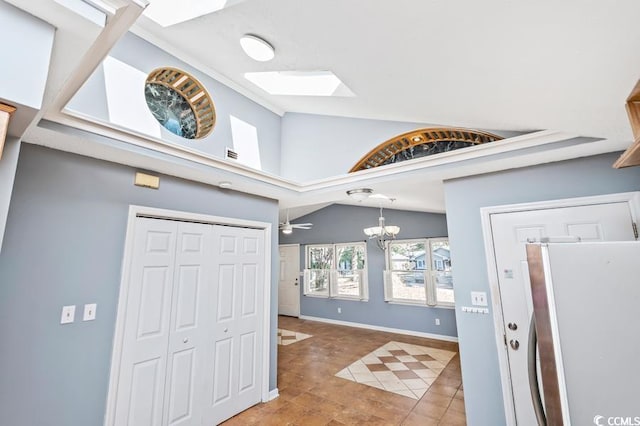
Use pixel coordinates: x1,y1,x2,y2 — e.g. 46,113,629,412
163,222,213,426
114,218,178,426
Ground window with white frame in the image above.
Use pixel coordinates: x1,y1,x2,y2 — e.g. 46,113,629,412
384,238,453,306
304,242,368,300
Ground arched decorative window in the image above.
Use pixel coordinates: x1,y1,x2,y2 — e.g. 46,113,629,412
349,127,503,172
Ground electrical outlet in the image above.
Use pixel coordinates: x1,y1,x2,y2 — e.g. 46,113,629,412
60,305,75,324
337,307,342,314
471,291,488,306
83,303,97,321
435,318,440,326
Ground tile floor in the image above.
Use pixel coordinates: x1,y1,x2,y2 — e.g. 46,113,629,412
221,316,466,425
278,328,313,346
336,341,456,399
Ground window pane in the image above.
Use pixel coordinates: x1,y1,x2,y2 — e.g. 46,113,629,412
308,246,333,269
307,269,330,295
390,271,426,302
336,245,365,270
389,241,427,271
336,270,361,297
431,240,454,304
336,244,365,297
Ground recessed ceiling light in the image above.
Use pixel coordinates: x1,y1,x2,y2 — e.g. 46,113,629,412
412,136,423,142
244,71,355,97
240,34,275,62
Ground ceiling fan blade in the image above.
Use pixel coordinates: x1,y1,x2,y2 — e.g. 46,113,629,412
291,224,312,229
291,223,313,227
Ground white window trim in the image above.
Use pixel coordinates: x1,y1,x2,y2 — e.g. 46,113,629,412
384,237,454,307
303,242,369,301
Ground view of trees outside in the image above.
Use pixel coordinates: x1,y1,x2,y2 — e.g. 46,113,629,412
388,239,454,304
307,245,333,293
306,244,366,297
336,244,366,296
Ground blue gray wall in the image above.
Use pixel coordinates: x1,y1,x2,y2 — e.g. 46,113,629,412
280,204,457,337
0,143,279,426
279,112,527,181
443,152,640,426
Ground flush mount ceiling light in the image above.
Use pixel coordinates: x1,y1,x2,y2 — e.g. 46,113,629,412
218,181,232,189
346,188,373,201
240,34,275,62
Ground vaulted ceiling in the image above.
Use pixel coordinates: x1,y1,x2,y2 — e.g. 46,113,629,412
6,0,640,220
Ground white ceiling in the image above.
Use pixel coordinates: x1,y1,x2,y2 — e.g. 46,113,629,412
7,0,640,222
133,0,640,144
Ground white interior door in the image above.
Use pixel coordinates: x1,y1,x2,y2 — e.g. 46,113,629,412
490,202,636,425
202,225,265,425
278,244,300,317
114,217,178,426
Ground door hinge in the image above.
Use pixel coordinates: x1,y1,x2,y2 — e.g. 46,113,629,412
503,334,507,347
633,222,638,240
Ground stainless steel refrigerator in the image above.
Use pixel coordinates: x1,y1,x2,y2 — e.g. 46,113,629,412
526,241,640,426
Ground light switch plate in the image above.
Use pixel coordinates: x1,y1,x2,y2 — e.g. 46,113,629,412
471,291,488,306
83,303,97,321
61,305,75,324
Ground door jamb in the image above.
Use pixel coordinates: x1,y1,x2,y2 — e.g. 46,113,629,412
278,244,300,317
104,205,273,426
480,191,640,426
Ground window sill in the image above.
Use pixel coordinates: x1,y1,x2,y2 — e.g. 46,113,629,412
386,300,456,309
303,294,369,302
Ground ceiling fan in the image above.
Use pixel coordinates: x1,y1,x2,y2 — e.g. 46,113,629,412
279,211,312,234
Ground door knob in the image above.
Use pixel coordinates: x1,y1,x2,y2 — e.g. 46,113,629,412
183,338,189,343
510,339,520,350
508,322,518,331
224,328,228,333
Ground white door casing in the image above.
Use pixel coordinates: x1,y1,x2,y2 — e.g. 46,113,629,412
105,206,272,426
278,244,300,317
481,192,640,426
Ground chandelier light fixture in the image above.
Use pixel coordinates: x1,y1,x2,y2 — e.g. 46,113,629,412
364,205,400,250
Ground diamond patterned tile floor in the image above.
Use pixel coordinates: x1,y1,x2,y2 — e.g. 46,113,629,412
221,316,466,426
336,341,456,399
278,328,312,345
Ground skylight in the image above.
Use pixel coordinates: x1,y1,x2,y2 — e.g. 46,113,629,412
54,0,109,27
143,0,247,27
244,71,355,97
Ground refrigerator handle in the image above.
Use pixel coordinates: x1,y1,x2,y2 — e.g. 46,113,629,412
528,313,547,426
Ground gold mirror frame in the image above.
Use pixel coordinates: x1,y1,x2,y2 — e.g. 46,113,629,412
349,127,504,172
145,67,216,139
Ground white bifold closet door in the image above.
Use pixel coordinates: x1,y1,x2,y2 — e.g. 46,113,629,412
202,225,265,425
113,217,264,426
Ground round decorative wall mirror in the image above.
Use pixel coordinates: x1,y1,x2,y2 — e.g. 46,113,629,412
144,67,216,139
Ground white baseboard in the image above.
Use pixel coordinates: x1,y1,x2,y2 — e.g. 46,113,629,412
298,315,458,343
268,388,279,401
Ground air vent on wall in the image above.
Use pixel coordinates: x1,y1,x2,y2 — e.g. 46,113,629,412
225,147,238,160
